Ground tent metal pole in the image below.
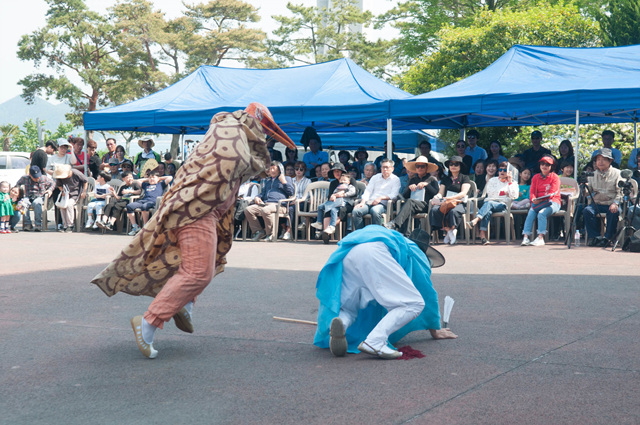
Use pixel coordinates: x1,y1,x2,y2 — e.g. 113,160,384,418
460,128,466,140
574,110,579,180
635,120,637,150
386,118,393,158
181,133,185,161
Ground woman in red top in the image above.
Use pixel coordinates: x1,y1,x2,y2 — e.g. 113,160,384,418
521,155,561,246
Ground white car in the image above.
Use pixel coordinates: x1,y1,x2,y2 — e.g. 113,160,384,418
0,152,31,187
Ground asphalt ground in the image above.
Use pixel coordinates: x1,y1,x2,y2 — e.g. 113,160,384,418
1,230,638,425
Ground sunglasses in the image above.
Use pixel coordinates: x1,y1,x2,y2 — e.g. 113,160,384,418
294,167,305,171
498,168,508,172
449,162,461,167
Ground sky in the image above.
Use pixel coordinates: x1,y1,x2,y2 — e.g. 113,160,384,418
0,0,399,105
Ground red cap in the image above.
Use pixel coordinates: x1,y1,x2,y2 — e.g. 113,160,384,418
539,156,554,165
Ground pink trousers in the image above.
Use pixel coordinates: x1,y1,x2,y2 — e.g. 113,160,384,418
144,213,218,328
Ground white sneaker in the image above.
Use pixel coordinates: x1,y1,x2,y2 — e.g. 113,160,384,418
92,221,99,229
85,218,94,228
265,234,274,242
324,225,335,234
449,229,457,245
530,237,545,247
357,341,402,359
443,231,451,244
310,222,323,231
282,231,291,240
128,225,140,236
521,236,531,246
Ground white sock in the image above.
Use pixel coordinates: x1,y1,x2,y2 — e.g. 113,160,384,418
184,301,194,317
141,317,157,344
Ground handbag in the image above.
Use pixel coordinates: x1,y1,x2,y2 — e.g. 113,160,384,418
439,198,459,215
531,200,552,212
55,185,70,208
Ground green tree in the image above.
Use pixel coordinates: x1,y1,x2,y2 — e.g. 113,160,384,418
400,3,600,95
17,0,120,127
597,0,640,46
2,125,20,151
263,0,397,78
11,120,76,152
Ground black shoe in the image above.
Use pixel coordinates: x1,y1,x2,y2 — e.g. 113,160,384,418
481,237,490,245
597,238,610,248
588,238,600,247
64,226,73,233
34,226,42,232
384,221,396,230
321,231,330,244
105,223,114,231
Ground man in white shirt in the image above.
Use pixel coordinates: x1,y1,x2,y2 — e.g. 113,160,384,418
464,130,487,174
352,159,400,229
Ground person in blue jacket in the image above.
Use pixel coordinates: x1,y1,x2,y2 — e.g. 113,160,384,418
313,226,457,359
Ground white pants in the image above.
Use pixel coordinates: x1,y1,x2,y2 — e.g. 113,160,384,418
339,242,425,350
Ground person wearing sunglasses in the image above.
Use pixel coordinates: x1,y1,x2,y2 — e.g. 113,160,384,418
466,161,519,245
521,155,561,247
430,156,472,245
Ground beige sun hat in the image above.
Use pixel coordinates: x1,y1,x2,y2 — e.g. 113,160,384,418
53,164,73,179
138,138,155,149
405,156,438,174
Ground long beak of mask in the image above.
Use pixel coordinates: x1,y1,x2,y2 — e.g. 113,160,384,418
245,102,296,150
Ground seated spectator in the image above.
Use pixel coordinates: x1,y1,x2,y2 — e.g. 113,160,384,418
133,138,162,178
455,140,473,173
521,155,561,247
115,145,127,163
632,151,640,186
518,130,551,174
512,168,533,209
352,158,400,230
163,151,173,164
53,164,89,232
126,170,172,236
466,161,519,245
314,162,331,182
302,135,328,179
559,160,574,178
483,159,499,188
85,172,112,229
16,165,55,232
385,156,439,237
155,162,166,176
353,147,369,178
398,166,412,195
100,138,118,170
627,147,640,170
8,186,25,232
234,177,261,238
97,171,141,231
583,148,623,247
289,161,311,235
108,157,123,180
414,140,443,169
337,150,352,169
267,137,283,162
591,130,622,168
557,139,575,169
374,141,403,176
488,140,508,164
121,159,135,176
46,138,73,176
166,162,177,179
285,147,299,164
347,164,359,180
245,161,295,242
360,162,376,185
284,162,296,178
429,156,471,245
471,160,486,195
311,170,356,242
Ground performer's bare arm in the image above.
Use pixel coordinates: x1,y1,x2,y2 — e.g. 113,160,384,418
429,328,458,339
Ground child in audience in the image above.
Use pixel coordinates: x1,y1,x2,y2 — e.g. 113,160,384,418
97,171,141,231
512,168,532,209
9,186,25,232
126,170,173,235
559,160,574,178
0,181,12,233
311,174,356,236
85,172,112,229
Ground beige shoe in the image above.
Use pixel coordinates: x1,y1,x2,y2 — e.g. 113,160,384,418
173,307,194,334
131,316,158,359
357,341,401,359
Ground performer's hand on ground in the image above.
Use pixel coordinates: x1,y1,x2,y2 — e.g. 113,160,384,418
430,328,457,339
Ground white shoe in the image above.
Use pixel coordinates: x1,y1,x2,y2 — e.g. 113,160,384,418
324,225,335,234
357,341,402,359
449,229,457,245
265,234,274,242
128,225,140,236
530,236,545,246
443,231,451,244
310,222,323,231
521,236,531,246
85,218,94,228
92,221,99,229
282,231,292,240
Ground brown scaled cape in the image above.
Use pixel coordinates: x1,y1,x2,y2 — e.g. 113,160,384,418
91,110,271,297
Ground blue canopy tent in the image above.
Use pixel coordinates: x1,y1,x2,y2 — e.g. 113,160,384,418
83,58,420,135
390,44,640,130
287,130,438,154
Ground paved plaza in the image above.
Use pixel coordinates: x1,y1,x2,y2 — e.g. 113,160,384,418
1,231,638,424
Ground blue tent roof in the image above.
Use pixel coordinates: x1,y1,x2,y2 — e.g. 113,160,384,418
390,45,640,128
84,58,417,134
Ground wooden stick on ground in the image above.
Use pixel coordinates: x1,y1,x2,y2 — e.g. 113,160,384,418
273,316,317,326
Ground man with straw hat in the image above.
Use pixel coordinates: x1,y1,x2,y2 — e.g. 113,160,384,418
91,103,296,359
385,156,440,236
314,226,456,359
133,138,162,178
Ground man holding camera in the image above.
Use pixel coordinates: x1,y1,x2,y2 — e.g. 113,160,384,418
582,148,623,247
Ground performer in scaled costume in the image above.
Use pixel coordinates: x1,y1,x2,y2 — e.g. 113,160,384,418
91,103,296,359
314,226,457,359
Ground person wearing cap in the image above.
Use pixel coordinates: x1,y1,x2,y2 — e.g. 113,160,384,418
352,158,401,230
466,161,519,245
311,163,357,242
133,138,162,178
430,156,472,245
107,157,123,180
92,103,296,359
518,130,551,174
53,164,89,232
46,139,74,176
520,155,561,247
591,130,622,168
100,138,118,170
353,147,369,178
582,148,623,247
15,165,55,231
385,156,440,237
244,161,295,241
464,130,487,175
314,226,456,359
